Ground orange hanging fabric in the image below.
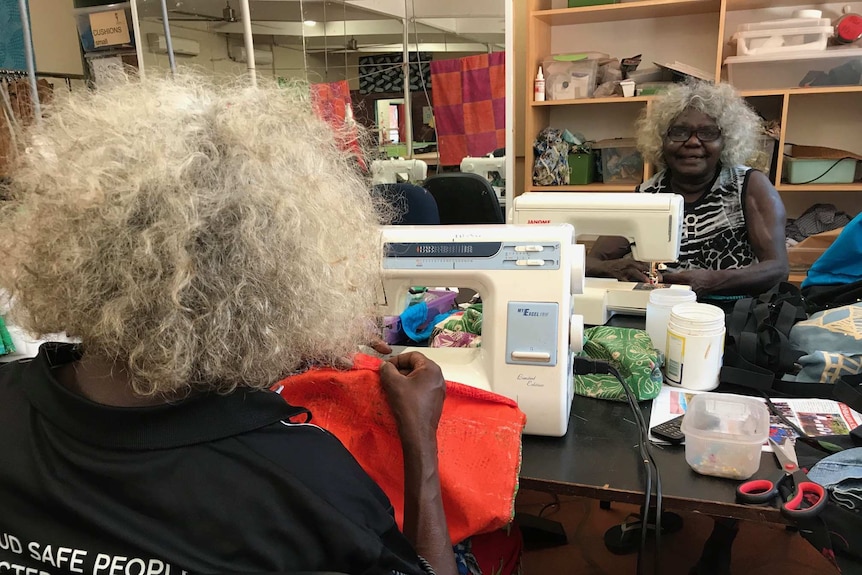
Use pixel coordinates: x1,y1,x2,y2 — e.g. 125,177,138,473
275,353,526,545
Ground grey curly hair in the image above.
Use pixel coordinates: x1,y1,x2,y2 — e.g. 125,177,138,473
636,80,762,170
0,73,391,397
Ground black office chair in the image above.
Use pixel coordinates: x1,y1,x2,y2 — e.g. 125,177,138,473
372,183,441,225
422,173,504,225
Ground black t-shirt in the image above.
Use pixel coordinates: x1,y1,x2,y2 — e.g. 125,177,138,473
0,343,424,575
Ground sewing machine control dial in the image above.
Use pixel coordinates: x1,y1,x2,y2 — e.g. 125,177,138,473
514,245,544,252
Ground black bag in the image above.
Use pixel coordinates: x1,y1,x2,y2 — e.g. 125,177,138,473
719,282,808,393
803,278,862,314
716,284,862,571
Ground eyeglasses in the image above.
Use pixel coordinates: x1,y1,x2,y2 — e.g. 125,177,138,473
666,126,722,143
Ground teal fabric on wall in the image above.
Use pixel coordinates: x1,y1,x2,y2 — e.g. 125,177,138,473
0,0,32,71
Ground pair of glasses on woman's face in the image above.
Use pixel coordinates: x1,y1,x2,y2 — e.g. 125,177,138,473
666,125,722,143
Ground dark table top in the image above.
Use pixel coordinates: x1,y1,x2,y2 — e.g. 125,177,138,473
520,398,786,523
519,313,787,524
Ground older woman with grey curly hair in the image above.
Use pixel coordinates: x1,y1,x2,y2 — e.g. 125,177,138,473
0,74,456,575
587,80,789,298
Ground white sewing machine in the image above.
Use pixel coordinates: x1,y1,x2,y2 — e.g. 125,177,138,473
371,159,428,185
460,155,506,207
379,224,585,437
511,192,687,326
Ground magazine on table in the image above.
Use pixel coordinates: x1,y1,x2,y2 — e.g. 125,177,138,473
648,384,862,451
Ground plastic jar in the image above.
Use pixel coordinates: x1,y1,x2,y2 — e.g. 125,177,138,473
645,288,697,356
664,302,725,391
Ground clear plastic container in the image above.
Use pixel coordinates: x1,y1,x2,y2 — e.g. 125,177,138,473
736,17,830,33
680,393,770,480
732,25,833,56
542,58,599,100
724,48,862,91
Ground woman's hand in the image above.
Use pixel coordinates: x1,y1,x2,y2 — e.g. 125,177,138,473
380,353,457,575
589,258,651,282
368,338,392,356
379,352,446,441
661,269,714,295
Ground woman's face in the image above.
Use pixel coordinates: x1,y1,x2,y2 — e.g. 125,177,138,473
662,108,723,180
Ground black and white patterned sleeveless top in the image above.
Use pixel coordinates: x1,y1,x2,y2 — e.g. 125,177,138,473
637,165,757,272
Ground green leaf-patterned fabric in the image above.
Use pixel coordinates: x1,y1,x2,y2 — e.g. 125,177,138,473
574,326,663,402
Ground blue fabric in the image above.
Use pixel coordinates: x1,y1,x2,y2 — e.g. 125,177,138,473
784,303,862,383
399,302,458,343
808,448,862,512
803,212,862,288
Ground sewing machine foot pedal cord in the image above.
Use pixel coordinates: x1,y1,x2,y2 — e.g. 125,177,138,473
603,510,683,555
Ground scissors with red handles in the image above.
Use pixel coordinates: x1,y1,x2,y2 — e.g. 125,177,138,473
736,438,827,520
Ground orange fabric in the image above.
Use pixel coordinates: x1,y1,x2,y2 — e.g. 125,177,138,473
275,354,526,544
309,80,362,164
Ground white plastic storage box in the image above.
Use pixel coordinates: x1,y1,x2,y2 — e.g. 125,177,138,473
542,58,599,100
732,18,833,56
725,48,862,91
680,393,769,480
784,157,858,184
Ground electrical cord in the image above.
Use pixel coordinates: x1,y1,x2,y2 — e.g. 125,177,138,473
573,357,662,575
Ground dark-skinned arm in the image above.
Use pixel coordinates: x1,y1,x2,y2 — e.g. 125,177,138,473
663,170,789,296
586,235,651,282
380,353,457,575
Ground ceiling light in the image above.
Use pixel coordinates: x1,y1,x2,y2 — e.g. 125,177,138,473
304,20,316,26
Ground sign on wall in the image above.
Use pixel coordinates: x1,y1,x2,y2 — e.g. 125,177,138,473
89,9,131,48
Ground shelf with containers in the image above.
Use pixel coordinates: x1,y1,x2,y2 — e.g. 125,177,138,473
720,2,862,221
520,0,861,285
524,0,724,194
521,0,861,212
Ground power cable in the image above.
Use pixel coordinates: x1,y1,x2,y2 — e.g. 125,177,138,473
574,357,663,575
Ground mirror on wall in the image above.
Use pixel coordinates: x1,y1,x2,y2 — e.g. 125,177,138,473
129,0,504,161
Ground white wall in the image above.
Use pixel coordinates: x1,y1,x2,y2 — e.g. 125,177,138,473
28,0,84,75
139,20,249,77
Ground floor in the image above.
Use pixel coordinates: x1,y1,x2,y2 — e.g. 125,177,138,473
514,489,839,575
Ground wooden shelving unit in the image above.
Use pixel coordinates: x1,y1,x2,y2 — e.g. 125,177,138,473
520,0,861,278
532,0,721,25
523,0,861,198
